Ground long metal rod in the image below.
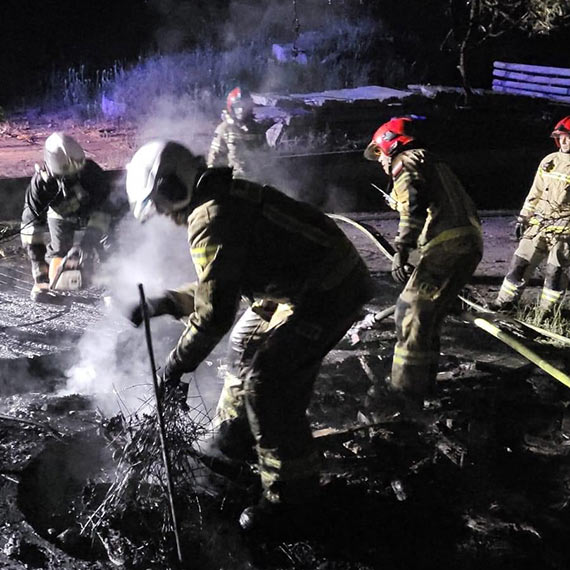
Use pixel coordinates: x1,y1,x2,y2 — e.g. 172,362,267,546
138,283,184,565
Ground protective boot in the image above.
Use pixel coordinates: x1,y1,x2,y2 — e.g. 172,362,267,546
30,281,66,304
363,379,423,424
490,255,530,311
539,264,567,316
239,476,322,536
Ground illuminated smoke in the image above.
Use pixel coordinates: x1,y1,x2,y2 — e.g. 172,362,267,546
61,214,223,418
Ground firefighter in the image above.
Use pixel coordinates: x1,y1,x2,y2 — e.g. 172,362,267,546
126,140,374,530
491,116,570,316
21,133,114,302
364,117,483,402
206,86,271,180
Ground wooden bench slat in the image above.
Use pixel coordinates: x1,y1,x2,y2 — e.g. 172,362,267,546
493,69,570,87
494,61,570,79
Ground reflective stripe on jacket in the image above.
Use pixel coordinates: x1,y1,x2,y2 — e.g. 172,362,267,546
520,151,570,235
389,148,481,252
170,168,366,372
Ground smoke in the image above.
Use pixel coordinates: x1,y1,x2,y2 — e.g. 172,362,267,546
135,94,216,158
60,214,224,419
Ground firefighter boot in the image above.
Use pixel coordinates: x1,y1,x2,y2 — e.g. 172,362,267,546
30,282,63,304
239,476,322,537
363,379,422,423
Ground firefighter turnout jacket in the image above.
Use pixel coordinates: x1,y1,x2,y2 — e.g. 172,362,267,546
494,150,570,312
387,148,483,397
520,151,570,236
165,167,374,503
388,148,481,254
21,159,113,285
206,110,268,179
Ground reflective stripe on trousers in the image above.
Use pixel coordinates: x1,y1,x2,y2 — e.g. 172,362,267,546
391,236,482,397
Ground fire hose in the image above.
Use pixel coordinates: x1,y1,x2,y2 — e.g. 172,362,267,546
329,214,570,389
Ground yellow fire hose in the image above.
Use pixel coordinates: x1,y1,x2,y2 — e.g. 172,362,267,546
461,312,570,389
330,214,570,389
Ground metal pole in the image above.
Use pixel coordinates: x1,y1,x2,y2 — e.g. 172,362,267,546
138,283,184,565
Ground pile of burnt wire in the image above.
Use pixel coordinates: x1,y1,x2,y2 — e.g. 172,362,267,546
80,390,212,567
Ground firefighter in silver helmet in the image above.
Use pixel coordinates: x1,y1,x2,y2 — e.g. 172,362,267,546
491,116,570,317
206,87,272,180
364,117,483,403
20,133,115,302
126,140,374,530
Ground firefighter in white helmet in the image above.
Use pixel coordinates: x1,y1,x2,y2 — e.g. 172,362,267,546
20,132,115,302
364,117,483,404
206,86,274,181
491,116,570,317
126,140,374,531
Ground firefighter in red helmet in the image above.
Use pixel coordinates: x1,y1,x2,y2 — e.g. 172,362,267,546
364,117,483,403
207,87,270,180
491,116,570,316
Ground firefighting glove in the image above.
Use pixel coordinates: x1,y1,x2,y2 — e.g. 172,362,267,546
391,248,413,284
514,216,528,240
160,352,189,408
127,294,181,327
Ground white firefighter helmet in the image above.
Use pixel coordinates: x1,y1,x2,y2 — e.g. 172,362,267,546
126,140,204,222
44,132,86,177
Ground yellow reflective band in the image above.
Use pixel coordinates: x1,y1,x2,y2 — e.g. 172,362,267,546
191,245,220,264
502,280,518,293
258,449,320,484
421,224,482,253
542,171,570,184
541,288,563,302
394,346,437,366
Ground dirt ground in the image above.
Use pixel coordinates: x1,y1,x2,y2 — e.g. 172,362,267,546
0,119,135,178
0,120,569,570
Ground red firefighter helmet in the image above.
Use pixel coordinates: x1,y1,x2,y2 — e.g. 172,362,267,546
551,116,570,147
226,86,254,121
364,117,416,160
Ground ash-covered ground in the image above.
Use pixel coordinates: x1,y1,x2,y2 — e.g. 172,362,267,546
0,213,569,570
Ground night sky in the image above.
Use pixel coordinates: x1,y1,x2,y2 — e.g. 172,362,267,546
1,1,568,107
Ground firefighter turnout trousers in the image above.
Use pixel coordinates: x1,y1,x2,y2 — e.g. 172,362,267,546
495,232,570,312
216,260,373,504
391,235,482,398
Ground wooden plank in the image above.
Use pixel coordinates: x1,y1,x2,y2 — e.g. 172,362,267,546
492,84,570,104
494,61,570,79
492,78,570,96
493,69,570,88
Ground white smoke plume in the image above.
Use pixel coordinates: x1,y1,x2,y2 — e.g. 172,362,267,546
61,214,224,419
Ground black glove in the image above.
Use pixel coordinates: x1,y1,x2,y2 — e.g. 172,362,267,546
514,216,528,240
127,294,179,327
391,248,413,284
159,352,189,408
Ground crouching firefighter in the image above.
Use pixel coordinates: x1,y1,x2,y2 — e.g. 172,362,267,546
20,133,114,302
126,140,374,531
364,117,483,404
491,116,570,316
